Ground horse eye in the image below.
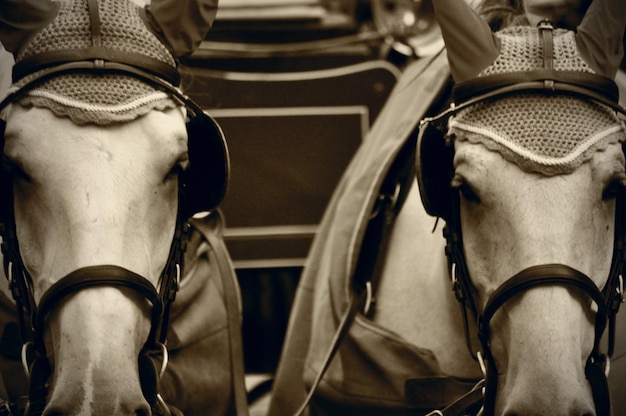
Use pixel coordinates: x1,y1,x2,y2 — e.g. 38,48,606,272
459,183,480,203
166,158,189,181
2,156,30,183
602,176,626,200
452,174,480,203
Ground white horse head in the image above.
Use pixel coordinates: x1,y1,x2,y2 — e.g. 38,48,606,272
0,0,228,414
3,104,185,415
415,0,626,413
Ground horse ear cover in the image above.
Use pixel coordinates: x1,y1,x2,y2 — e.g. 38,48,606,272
416,117,455,221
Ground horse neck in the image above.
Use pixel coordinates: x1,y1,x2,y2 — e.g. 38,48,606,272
372,181,481,379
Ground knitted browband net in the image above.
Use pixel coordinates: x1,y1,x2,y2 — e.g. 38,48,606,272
10,0,178,125
449,26,626,176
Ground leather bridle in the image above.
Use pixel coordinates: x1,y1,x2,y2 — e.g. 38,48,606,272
443,187,626,416
423,21,626,416
0,204,187,416
0,111,188,415
0,1,193,414
409,20,626,415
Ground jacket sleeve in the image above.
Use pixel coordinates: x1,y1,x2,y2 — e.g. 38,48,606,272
142,0,219,58
0,0,59,55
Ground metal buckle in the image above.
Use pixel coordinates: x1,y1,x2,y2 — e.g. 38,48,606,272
537,20,554,30
603,354,611,378
21,342,33,377
477,351,487,378
157,342,169,379
363,281,374,316
156,394,172,416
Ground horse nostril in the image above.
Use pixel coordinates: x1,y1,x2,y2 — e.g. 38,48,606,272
135,408,152,416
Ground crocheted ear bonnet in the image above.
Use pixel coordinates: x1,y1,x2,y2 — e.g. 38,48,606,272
10,0,178,125
431,0,626,176
449,26,626,176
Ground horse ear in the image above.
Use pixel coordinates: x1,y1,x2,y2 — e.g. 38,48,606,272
0,0,59,56
575,0,626,79
432,0,500,82
142,0,219,58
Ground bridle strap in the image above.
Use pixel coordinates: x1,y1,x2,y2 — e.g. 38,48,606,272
1,60,193,116
35,266,163,348
87,0,102,48
478,264,608,346
12,49,180,88
539,21,554,70
452,70,620,106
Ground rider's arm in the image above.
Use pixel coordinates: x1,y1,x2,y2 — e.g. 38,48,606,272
141,0,219,58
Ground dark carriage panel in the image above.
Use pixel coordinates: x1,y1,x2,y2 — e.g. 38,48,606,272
184,62,399,373
212,107,367,267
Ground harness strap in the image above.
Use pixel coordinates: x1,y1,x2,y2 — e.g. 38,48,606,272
353,136,418,316
291,293,361,416
189,214,249,416
292,138,459,415
426,380,484,416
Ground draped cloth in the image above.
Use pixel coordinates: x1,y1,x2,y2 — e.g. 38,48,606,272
267,51,484,416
